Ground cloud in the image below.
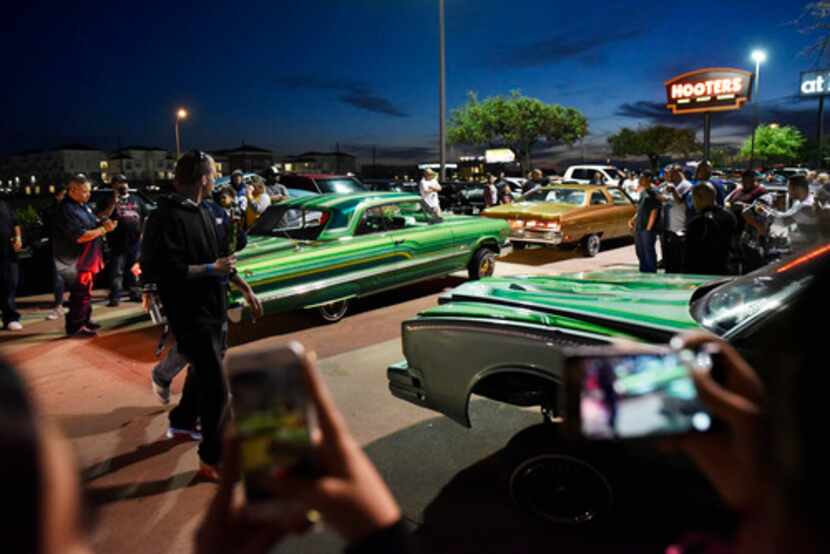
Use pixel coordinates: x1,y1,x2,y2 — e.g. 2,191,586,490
275,76,409,118
614,96,820,138
499,29,642,68
339,92,408,117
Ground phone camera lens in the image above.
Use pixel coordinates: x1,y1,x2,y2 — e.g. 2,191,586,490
695,352,713,372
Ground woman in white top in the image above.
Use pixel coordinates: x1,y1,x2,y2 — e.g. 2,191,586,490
245,177,272,227
419,168,442,216
622,171,640,201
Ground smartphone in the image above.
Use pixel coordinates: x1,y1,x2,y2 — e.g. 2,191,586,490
226,342,320,506
562,346,716,440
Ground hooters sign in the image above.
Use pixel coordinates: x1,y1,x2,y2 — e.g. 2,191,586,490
665,68,753,115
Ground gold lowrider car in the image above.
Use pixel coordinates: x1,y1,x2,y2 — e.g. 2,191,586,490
482,184,636,257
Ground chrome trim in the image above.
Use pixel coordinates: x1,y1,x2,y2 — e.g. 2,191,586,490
404,316,612,345
255,250,469,304
510,235,563,245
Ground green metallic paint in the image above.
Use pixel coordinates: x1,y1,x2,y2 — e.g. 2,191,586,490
425,269,717,335
388,267,723,426
230,192,510,317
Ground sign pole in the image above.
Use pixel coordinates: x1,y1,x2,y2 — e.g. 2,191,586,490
818,95,825,170
703,113,712,164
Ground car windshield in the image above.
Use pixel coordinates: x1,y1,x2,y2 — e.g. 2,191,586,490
316,178,366,194
524,188,586,205
693,245,830,335
604,169,623,181
249,205,330,240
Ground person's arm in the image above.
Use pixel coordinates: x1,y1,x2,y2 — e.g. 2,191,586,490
646,208,658,231
186,257,235,279
12,225,22,252
77,219,117,244
764,199,802,221
229,272,263,321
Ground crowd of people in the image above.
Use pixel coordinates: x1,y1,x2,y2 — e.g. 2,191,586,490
630,163,827,275
0,163,282,335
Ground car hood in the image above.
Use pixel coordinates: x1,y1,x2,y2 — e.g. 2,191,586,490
419,268,725,340
483,202,576,220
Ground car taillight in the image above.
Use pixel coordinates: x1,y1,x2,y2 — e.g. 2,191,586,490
509,220,524,229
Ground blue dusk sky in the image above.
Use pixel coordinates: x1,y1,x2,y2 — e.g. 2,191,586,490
1,0,822,163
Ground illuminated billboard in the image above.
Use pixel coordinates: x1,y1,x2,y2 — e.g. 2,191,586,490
665,67,753,115
800,69,830,97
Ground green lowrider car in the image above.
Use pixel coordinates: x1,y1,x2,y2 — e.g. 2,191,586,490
229,192,511,322
388,244,828,426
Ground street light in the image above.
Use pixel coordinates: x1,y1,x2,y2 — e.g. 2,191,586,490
175,108,188,159
749,49,767,170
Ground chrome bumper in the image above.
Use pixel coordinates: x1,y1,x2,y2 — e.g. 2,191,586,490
387,360,430,408
498,239,513,257
509,229,564,245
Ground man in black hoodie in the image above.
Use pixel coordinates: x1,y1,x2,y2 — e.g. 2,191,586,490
140,151,246,480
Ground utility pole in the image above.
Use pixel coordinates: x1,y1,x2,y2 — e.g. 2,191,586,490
439,0,447,181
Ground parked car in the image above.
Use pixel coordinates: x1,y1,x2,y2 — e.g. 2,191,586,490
214,173,316,200
387,244,827,428
562,165,624,186
227,192,511,323
482,184,636,256
363,179,419,194
278,173,367,195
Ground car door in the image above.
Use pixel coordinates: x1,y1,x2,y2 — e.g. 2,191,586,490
582,189,616,238
382,199,463,284
606,188,637,238
345,204,407,295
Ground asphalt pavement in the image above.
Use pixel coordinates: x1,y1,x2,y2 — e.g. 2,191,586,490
1,240,734,554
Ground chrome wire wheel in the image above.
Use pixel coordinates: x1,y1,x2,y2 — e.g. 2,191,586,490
582,234,601,257
318,300,349,323
479,252,496,277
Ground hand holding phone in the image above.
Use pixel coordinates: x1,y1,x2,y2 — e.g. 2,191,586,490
563,344,720,440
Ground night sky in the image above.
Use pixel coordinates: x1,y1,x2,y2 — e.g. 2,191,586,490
2,0,821,163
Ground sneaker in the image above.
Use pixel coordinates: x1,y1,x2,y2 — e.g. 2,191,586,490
151,377,171,405
5,321,23,331
166,427,202,441
197,462,221,482
85,320,102,330
71,326,97,338
46,308,61,321
107,299,119,307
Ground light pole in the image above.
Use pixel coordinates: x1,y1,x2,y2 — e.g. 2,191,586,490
749,50,767,170
438,0,447,181
175,108,188,159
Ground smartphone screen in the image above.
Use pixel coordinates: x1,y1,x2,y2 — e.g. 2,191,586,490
576,351,713,439
227,342,319,504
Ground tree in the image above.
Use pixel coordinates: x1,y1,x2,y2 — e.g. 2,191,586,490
739,125,806,164
708,145,741,168
796,2,830,63
448,91,588,172
607,125,700,171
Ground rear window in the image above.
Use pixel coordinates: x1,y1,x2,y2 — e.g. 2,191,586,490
280,175,317,192
249,206,330,240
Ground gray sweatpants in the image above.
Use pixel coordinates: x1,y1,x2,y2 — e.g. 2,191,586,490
152,322,228,387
